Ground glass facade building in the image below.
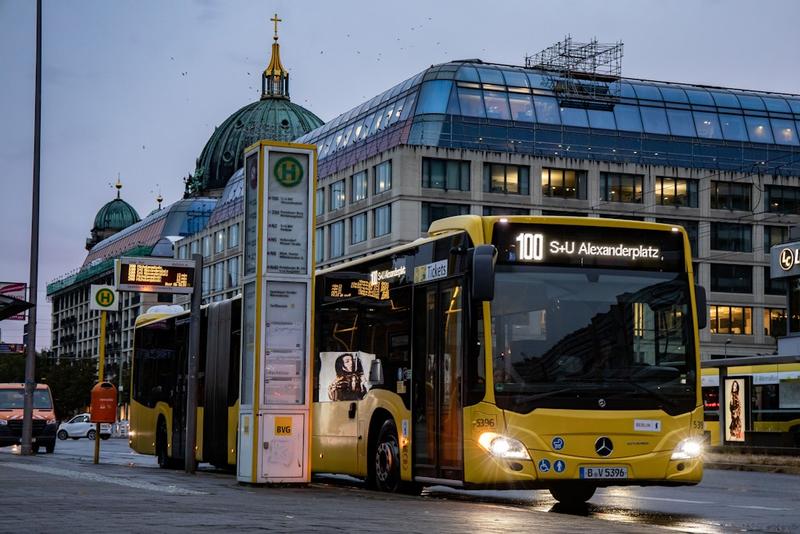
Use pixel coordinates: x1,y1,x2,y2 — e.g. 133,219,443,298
301,59,800,361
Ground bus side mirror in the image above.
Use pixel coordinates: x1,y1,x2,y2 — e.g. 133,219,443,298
695,285,707,330
471,245,497,302
369,359,384,386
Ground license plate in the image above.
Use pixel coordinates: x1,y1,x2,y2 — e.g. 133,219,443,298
579,466,628,479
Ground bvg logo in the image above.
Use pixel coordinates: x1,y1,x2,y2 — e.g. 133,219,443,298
273,156,303,187
275,416,292,436
780,248,796,271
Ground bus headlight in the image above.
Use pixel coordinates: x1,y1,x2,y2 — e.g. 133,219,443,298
670,438,703,460
478,432,531,460
0,419,7,426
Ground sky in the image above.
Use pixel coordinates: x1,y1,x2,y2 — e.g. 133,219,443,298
1,0,799,349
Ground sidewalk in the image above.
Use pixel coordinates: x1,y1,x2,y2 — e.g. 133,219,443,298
0,452,655,534
705,451,800,475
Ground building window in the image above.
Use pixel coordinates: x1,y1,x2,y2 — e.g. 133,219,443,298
375,161,392,194
710,181,750,211
709,305,753,335
764,225,788,252
177,245,188,259
710,223,752,252
226,257,239,288
215,230,225,253
330,180,345,211
710,264,752,293
657,219,698,257
374,205,392,237
202,236,211,257
421,202,469,231
315,228,324,263
316,189,325,216
214,262,225,291
764,266,788,296
764,308,787,337
202,266,210,295
228,223,239,248
351,171,368,202
190,240,199,255
483,206,529,216
766,185,800,214
330,221,344,258
600,172,643,203
423,158,470,191
351,213,367,244
541,168,586,199
484,164,529,195
656,177,698,207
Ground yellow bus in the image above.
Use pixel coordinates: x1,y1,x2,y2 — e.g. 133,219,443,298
313,215,705,504
129,298,240,469
130,215,705,504
701,357,800,446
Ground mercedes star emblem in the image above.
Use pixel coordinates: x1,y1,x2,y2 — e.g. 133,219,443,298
598,398,607,408
595,437,613,457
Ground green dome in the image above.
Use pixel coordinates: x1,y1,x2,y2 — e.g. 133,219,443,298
192,98,324,194
93,198,140,231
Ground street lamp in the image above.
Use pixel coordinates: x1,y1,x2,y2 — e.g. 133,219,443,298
724,338,732,358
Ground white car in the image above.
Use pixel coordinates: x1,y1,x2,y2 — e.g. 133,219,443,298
56,413,112,440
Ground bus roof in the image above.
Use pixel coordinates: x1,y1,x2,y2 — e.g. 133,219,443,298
427,215,689,247
315,230,460,276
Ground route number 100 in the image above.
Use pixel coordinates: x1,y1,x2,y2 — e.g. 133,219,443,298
514,233,544,261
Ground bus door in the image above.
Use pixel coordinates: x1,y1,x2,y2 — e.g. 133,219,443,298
413,279,464,482
172,317,190,461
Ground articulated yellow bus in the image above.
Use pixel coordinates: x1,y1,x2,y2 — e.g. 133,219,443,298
313,215,705,504
702,357,800,446
129,299,240,469
131,215,705,504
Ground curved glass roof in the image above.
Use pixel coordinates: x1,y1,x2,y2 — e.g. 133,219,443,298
297,60,800,175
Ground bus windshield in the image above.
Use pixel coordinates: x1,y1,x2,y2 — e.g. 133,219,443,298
0,388,53,410
491,265,696,415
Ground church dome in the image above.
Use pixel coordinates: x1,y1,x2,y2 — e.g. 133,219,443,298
86,179,140,251
193,99,323,193
190,15,323,195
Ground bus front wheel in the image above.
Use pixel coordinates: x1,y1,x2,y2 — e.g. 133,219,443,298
373,419,402,492
549,484,596,506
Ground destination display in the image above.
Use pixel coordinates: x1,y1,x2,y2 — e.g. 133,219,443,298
493,223,685,271
117,257,195,294
266,151,310,275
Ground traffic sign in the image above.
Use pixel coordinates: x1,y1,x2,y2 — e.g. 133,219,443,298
89,285,118,311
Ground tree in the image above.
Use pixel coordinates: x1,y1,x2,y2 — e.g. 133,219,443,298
0,353,97,420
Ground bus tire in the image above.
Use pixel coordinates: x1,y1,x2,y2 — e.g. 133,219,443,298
373,419,403,492
156,419,178,469
549,484,596,506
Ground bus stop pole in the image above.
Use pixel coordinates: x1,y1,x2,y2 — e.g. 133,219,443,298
93,310,106,465
185,254,202,474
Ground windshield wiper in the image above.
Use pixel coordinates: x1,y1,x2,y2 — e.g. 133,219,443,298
606,379,683,411
509,386,587,404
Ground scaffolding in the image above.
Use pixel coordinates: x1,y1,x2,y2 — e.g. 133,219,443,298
525,37,624,105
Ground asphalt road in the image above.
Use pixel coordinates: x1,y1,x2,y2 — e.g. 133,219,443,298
2,438,798,533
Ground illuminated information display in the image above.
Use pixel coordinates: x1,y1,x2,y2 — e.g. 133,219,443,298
117,257,195,294
493,223,685,271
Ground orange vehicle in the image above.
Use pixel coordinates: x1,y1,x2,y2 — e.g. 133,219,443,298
0,383,57,453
